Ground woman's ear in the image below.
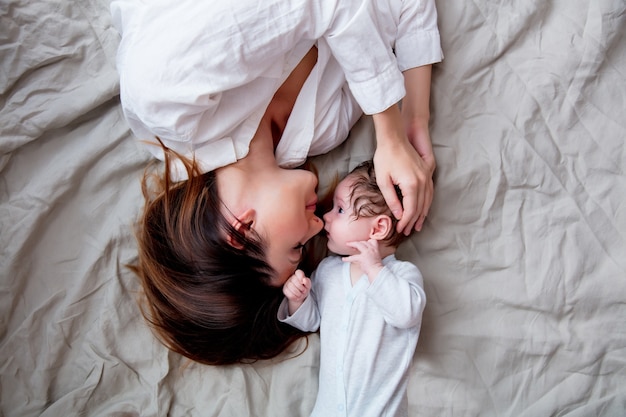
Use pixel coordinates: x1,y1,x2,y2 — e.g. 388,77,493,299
369,215,392,241
226,208,256,249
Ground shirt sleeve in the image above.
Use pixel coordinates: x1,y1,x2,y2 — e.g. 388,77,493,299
111,0,312,173
277,294,321,332
395,0,443,71
365,259,426,329
323,0,442,115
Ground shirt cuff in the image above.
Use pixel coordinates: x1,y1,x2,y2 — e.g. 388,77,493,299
348,64,406,115
395,31,444,72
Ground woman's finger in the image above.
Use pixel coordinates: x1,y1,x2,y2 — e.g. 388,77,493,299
377,176,404,222
398,183,419,235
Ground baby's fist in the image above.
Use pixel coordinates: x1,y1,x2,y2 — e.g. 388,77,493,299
283,269,311,302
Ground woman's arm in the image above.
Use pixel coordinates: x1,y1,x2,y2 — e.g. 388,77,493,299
372,64,436,234
402,65,436,177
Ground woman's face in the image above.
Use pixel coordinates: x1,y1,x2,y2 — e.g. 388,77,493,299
255,167,324,286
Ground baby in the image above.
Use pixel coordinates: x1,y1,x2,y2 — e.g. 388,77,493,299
279,160,426,417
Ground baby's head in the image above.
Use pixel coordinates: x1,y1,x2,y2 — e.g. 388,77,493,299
322,160,408,256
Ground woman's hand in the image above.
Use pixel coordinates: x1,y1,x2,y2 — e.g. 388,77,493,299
372,104,434,234
405,120,436,179
401,64,437,230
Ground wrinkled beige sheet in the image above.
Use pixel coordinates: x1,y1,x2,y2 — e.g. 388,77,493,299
1,0,625,415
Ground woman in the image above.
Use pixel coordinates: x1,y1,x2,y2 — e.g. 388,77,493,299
111,0,442,364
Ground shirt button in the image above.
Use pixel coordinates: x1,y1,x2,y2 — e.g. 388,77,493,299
337,404,344,411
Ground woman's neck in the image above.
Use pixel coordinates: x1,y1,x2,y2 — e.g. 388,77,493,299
214,46,318,219
220,46,318,174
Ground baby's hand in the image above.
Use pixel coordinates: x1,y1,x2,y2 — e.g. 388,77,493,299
283,270,311,314
342,239,384,281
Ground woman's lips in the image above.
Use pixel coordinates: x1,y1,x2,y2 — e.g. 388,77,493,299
306,197,318,211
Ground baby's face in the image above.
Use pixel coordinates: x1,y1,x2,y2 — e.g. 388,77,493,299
322,176,374,255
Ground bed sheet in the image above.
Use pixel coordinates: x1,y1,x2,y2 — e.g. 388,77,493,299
1,0,625,416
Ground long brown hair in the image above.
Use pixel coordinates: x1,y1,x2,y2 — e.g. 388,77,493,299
131,144,307,365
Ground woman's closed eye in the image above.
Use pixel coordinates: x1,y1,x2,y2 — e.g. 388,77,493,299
286,243,305,267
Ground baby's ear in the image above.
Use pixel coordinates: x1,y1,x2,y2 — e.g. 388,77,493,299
369,215,392,241
226,208,255,249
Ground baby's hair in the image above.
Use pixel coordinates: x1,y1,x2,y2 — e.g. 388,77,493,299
346,160,408,247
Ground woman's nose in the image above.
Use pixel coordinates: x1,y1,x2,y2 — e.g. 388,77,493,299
300,169,318,186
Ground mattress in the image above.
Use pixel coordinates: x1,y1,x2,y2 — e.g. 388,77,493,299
1,0,625,415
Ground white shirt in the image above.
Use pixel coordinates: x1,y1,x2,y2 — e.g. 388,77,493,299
111,0,442,179
278,255,426,417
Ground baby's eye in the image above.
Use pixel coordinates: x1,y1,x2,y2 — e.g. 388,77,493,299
293,243,304,251
337,207,344,214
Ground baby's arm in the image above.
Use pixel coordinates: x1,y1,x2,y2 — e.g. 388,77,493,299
342,239,385,283
282,269,312,316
